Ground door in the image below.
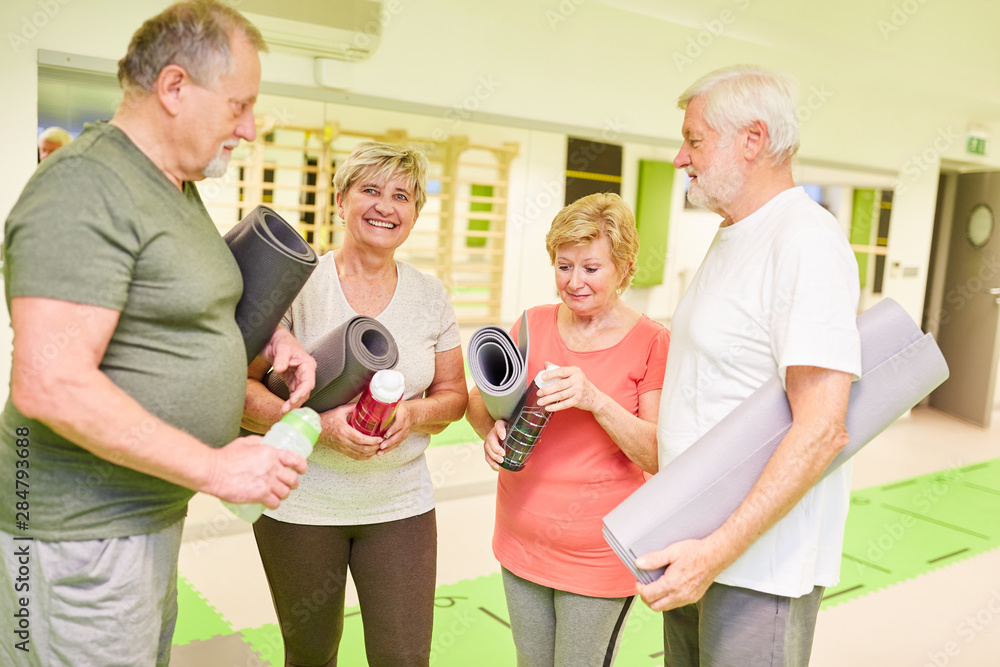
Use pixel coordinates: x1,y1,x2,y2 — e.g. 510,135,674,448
929,171,1000,427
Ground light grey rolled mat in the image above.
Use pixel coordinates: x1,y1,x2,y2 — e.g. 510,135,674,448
263,315,398,415
468,313,529,421
602,297,950,585
225,205,318,364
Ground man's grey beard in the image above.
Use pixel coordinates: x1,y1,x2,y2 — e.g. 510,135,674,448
203,144,234,179
686,138,745,213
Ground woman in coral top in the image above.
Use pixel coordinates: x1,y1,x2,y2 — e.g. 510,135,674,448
467,192,669,666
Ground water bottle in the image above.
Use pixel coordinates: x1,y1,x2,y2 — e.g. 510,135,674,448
501,365,559,472
223,407,321,523
351,369,405,437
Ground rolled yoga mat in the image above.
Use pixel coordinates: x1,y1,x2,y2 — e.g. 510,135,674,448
225,205,318,364
263,315,399,416
602,297,950,585
468,313,530,421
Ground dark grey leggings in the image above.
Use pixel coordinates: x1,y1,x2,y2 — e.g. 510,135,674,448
253,510,437,667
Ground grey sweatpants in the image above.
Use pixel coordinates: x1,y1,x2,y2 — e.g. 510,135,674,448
0,520,184,667
501,567,635,667
662,581,825,667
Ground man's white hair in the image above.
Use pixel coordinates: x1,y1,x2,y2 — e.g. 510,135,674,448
678,64,800,165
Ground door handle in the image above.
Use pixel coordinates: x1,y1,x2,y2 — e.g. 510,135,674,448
990,287,1000,295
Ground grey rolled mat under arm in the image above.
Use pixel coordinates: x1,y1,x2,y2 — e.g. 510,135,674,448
225,205,318,363
603,298,950,585
468,314,529,421
263,315,399,415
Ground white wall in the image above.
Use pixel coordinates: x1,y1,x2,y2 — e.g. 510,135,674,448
5,0,1000,326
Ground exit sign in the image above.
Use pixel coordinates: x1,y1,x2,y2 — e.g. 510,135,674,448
967,133,989,156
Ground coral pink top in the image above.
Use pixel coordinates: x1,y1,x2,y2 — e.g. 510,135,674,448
492,304,670,597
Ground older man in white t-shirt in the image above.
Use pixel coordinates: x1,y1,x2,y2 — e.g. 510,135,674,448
636,65,862,666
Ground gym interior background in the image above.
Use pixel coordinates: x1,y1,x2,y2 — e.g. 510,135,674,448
2,0,1000,664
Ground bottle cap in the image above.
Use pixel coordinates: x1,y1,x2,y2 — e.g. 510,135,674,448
278,407,322,445
370,369,405,403
534,364,559,389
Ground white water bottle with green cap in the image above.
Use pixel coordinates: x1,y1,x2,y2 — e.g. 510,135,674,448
223,407,321,523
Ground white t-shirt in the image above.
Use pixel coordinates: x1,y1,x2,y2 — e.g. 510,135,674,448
657,186,862,597
265,254,462,525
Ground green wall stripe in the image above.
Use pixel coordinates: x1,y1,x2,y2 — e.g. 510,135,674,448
633,160,673,288
467,184,493,248
851,189,875,289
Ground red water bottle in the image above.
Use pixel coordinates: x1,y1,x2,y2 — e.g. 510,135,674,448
351,370,405,437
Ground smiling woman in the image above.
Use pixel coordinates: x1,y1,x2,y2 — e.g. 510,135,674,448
241,141,469,666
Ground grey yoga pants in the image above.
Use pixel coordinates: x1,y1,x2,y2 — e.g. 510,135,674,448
501,566,635,667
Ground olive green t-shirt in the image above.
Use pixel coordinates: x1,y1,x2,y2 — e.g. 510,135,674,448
0,122,246,540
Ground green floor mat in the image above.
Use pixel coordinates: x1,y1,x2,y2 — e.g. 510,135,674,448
823,459,1000,608
428,418,481,448
234,574,665,666
173,458,1000,664
173,575,233,645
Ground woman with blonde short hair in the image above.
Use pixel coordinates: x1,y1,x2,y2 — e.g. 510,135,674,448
243,141,468,667
467,192,670,666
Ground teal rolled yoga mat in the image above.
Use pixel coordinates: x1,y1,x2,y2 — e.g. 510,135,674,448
603,298,950,584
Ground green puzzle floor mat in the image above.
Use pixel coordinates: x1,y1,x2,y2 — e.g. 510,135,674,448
174,458,1000,665
822,459,1000,608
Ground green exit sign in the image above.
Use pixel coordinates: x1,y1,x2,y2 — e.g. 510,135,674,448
967,134,989,156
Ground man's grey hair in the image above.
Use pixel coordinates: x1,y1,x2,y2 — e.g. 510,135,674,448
117,0,267,96
678,64,800,165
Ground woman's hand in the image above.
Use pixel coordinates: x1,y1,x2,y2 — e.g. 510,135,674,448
535,364,607,414
484,419,507,471
317,404,383,461
378,401,414,456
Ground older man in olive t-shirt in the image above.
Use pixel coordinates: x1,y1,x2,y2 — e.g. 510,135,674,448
0,3,315,666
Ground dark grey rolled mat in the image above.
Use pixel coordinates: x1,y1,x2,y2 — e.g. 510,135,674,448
263,315,399,415
468,313,529,421
225,205,318,364
603,297,950,585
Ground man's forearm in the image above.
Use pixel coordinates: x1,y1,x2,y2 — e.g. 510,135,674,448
703,418,849,574
14,365,217,493
702,366,852,573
